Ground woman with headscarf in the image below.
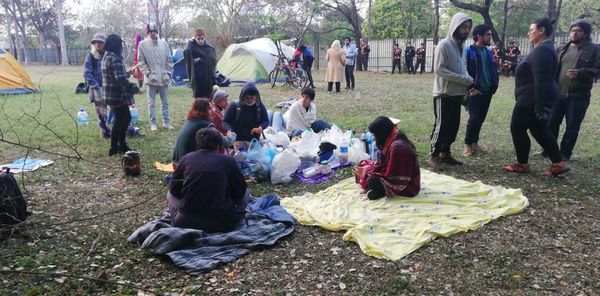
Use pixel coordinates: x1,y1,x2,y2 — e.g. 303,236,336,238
353,116,420,199
325,40,346,94
185,28,217,99
101,34,140,156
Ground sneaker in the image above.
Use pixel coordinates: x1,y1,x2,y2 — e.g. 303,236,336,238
163,123,174,130
543,162,571,177
428,154,443,170
440,152,463,165
503,162,529,173
150,124,158,131
463,145,473,157
472,143,487,153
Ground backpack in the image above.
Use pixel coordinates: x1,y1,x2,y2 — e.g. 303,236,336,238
0,167,27,226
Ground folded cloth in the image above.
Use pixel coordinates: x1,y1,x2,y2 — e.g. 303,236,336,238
282,170,528,261
1,158,54,173
128,194,295,274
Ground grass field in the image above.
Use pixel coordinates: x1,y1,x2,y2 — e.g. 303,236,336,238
1,65,599,295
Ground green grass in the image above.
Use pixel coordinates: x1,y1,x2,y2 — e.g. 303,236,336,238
1,65,599,295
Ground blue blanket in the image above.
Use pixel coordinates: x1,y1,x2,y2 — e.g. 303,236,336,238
127,195,295,274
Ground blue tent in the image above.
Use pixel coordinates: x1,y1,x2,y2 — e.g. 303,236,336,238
171,49,188,86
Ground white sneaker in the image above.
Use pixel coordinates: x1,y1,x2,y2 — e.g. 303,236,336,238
163,123,174,130
150,124,158,131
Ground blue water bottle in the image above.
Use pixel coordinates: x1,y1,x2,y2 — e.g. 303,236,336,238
76,108,89,126
129,104,139,125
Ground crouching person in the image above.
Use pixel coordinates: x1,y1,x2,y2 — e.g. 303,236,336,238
353,117,420,200
167,128,250,232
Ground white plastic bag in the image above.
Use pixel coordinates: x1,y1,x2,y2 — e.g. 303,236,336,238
293,129,321,158
349,139,370,164
271,149,301,184
265,131,291,148
320,124,344,148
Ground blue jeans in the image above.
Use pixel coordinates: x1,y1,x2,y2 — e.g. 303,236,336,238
547,94,590,158
147,85,170,125
464,91,493,145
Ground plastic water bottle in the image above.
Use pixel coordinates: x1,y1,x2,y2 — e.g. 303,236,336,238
233,146,251,179
360,130,369,154
76,108,89,126
129,105,139,125
339,137,349,163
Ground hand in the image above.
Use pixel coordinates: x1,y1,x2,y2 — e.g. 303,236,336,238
250,127,262,135
468,88,482,97
127,68,135,75
352,166,363,177
566,69,578,79
137,88,144,95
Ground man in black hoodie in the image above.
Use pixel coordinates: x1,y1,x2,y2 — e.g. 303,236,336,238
547,20,600,160
223,82,269,147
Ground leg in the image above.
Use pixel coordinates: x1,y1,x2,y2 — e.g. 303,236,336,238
430,96,459,155
529,115,562,164
327,82,333,92
560,95,590,158
510,106,532,164
304,59,315,87
159,86,170,126
464,92,492,146
335,82,341,93
391,61,396,74
147,85,157,126
547,96,567,140
345,66,351,88
349,67,355,89
110,105,128,154
366,176,386,200
95,104,111,138
311,119,332,133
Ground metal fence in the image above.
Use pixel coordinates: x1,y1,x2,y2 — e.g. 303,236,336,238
14,47,135,65
312,32,600,72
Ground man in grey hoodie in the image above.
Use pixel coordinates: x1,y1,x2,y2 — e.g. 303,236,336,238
428,13,474,169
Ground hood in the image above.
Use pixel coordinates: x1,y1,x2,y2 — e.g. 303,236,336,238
447,13,472,40
238,82,262,106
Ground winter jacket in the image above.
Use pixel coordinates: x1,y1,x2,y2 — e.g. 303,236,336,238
326,48,346,82
83,46,103,90
223,83,269,142
101,51,139,107
514,40,559,118
137,37,174,87
184,39,216,98
343,43,358,66
556,40,600,97
466,44,499,94
433,13,474,97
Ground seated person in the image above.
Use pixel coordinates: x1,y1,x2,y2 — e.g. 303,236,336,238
167,128,250,232
172,98,235,164
211,89,229,135
223,82,269,149
282,88,332,137
353,116,420,199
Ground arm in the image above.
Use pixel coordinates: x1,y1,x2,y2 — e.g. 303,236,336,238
434,44,473,86
371,143,417,196
531,48,557,118
83,54,100,89
304,103,317,125
169,159,185,197
574,46,600,79
228,157,247,201
258,104,270,129
137,43,150,76
222,102,237,131
112,57,139,92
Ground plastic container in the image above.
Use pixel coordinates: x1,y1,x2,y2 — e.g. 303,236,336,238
129,105,139,125
320,160,332,175
233,146,251,178
339,137,349,163
302,165,321,178
76,108,89,126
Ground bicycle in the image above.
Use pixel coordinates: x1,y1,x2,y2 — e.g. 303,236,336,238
268,40,307,90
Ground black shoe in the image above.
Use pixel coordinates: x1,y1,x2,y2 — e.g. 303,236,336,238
109,147,119,156
367,190,385,200
561,153,571,161
440,152,463,165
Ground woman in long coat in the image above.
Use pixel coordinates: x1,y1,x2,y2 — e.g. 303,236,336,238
325,40,346,93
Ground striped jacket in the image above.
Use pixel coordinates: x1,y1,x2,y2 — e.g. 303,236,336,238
101,51,139,107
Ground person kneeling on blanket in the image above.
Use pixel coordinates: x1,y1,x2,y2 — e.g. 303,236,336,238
353,116,421,200
168,128,250,232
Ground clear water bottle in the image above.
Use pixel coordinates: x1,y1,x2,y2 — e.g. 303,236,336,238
233,146,251,179
339,137,349,163
76,108,89,126
360,130,369,154
129,105,139,125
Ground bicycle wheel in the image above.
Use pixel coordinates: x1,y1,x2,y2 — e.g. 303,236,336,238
269,68,287,88
290,68,308,90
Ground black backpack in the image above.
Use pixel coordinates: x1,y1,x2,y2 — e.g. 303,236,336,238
0,167,27,226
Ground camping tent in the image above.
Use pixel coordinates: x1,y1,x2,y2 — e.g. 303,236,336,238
0,49,39,95
217,38,296,83
171,48,187,86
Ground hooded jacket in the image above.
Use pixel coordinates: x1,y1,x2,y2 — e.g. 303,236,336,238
83,45,104,90
466,44,499,94
433,13,474,97
222,83,269,142
556,39,600,98
137,37,174,87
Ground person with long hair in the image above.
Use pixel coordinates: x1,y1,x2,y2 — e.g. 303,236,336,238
101,34,140,156
504,17,570,177
83,33,111,139
353,117,420,200
325,40,346,93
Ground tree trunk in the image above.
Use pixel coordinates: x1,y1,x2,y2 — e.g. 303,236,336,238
367,0,372,41
15,2,29,64
501,0,509,48
38,34,47,64
55,0,69,66
432,0,440,73
3,5,16,56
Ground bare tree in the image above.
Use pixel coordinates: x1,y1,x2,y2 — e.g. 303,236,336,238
2,0,30,64
28,0,56,64
449,0,502,44
191,0,246,48
54,0,68,65
432,0,440,73
3,5,17,55
547,0,563,33
321,0,365,70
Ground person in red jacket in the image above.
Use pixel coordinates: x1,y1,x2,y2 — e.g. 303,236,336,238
353,117,421,199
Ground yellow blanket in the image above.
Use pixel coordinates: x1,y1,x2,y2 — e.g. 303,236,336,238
281,170,528,261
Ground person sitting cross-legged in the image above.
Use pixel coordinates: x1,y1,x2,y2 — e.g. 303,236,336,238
167,128,250,232
223,82,269,150
283,88,331,137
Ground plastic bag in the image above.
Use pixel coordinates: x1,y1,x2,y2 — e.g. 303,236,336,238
349,138,370,164
265,131,290,148
320,124,344,149
293,129,321,158
247,139,275,182
271,148,300,184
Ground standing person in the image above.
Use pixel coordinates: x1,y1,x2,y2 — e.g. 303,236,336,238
343,37,357,90
132,33,144,88
325,40,346,94
83,33,111,139
392,43,402,74
492,41,504,69
505,40,521,76
101,34,140,156
504,17,570,177
415,43,426,74
138,22,174,131
463,25,499,157
185,28,217,100
428,13,474,169
360,38,370,71
299,45,315,88
547,20,600,160
223,82,269,148
405,41,416,74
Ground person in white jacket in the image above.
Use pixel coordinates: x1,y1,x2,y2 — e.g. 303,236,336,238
283,88,331,137
138,23,174,131
428,13,474,170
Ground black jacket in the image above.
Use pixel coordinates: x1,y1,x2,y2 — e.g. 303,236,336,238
514,40,559,118
556,40,600,97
